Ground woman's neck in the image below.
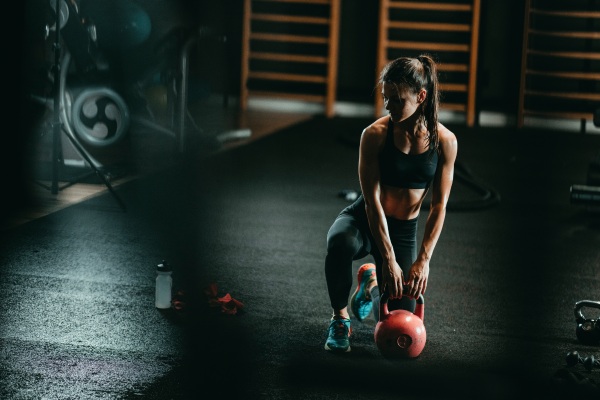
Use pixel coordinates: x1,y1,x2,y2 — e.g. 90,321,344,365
394,114,425,139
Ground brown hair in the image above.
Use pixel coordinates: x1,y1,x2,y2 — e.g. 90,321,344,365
377,54,441,152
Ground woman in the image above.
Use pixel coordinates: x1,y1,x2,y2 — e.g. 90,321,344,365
324,55,457,352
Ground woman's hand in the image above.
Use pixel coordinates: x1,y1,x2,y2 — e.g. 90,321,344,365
382,259,405,299
405,259,429,299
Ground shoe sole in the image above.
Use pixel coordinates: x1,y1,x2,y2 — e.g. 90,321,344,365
324,343,351,352
350,263,375,321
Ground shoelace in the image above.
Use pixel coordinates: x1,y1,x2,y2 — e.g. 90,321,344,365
330,320,350,338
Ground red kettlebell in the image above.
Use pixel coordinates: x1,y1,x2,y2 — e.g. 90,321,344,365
374,292,426,359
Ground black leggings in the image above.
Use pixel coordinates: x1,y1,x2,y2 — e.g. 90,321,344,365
325,195,418,321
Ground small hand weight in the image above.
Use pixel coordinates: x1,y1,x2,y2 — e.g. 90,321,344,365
566,350,600,371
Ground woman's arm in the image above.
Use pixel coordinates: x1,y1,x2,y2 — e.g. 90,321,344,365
358,120,406,299
405,124,458,299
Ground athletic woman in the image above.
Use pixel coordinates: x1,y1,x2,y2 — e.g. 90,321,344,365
324,55,458,352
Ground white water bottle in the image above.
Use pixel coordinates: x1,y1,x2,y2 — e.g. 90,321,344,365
155,260,172,309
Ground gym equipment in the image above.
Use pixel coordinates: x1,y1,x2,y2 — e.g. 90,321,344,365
449,162,501,211
570,153,600,206
570,185,600,206
374,292,426,359
34,0,249,197
69,87,130,148
574,300,600,345
566,350,600,371
38,0,127,211
338,189,358,202
569,106,600,209
81,0,151,50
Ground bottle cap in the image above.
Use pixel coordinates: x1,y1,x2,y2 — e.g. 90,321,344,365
157,260,172,273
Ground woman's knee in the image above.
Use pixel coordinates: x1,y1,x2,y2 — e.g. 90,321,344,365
326,230,360,257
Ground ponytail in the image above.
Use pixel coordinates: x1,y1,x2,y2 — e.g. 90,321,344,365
417,54,440,153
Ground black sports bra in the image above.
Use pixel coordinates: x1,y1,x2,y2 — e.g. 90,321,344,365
379,118,439,189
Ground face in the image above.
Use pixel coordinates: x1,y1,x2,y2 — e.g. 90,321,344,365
382,82,426,123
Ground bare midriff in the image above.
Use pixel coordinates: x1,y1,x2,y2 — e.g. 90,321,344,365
380,184,428,220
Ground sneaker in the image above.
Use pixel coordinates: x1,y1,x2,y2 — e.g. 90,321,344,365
350,263,376,321
324,317,351,352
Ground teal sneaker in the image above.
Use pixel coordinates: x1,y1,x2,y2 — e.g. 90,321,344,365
324,317,352,352
350,263,376,321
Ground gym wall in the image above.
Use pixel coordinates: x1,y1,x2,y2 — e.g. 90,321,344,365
193,0,525,117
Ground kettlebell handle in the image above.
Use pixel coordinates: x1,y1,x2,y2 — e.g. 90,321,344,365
574,300,600,323
380,290,425,322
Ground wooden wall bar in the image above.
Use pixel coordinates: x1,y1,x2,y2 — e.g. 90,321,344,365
240,0,341,117
518,0,600,130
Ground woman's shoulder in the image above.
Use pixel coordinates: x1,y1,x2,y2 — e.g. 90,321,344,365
360,117,389,150
363,116,389,137
436,122,458,155
437,122,457,144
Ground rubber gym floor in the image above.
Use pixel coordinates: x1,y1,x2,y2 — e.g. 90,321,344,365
1,115,600,399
